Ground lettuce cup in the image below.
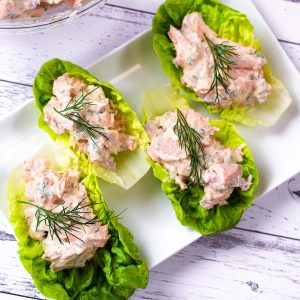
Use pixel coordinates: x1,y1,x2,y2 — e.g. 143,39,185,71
8,144,148,299
142,85,259,235
34,58,150,190
152,0,291,126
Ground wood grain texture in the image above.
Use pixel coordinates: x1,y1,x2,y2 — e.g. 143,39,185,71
0,0,300,300
0,1,299,86
0,5,151,85
0,82,32,118
281,41,300,71
238,172,300,239
108,0,300,14
252,0,300,44
0,241,44,300
1,226,299,300
133,229,300,300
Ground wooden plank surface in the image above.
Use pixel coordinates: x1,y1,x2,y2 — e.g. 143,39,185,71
1,40,299,117
0,0,299,299
0,0,299,85
0,82,32,117
1,228,300,300
238,172,300,239
252,0,300,44
0,5,152,85
133,229,300,300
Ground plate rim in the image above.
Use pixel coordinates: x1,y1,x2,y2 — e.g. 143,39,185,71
1,0,300,271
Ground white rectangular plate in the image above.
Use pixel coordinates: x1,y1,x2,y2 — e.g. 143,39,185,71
0,0,300,269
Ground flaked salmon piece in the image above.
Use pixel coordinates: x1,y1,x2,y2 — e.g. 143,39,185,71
145,108,252,209
168,12,271,108
23,158,110,271
44,73,137,171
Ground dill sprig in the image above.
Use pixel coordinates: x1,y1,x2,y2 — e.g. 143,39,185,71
58,87,97,113
19,199,121,244
204,34,239,104
54,88,108,142
174,109,206,185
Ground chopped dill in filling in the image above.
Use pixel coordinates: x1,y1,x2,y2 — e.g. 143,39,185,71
44,73,137,171
168,12,271,107
145,108,252,209
22,158,110,272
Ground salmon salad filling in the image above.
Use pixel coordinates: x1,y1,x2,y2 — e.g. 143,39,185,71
44,73,137,171
0,0,85,19
23,158,110,271
145,108,252,209
168,12,272,108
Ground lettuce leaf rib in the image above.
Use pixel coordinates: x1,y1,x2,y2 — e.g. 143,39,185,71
142,85,259,235
152,0,292,126
8,145,148,300
34,58,150,190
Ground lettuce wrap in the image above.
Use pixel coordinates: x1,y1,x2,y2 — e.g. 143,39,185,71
142,85,259,235
34,58,149,190
8,144,148,300
152,0,291,126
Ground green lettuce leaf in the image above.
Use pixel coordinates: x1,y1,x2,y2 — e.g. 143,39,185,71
33,58,149,190
8,144,148,300
152,0,291,126
142,85,259,235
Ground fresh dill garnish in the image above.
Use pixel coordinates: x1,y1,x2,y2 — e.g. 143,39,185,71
204,34,239,104
58,87,97,113
19,199,121,244
54,88,108,143
174,109,206,185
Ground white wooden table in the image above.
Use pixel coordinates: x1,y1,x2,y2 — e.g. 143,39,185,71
0,0,300,299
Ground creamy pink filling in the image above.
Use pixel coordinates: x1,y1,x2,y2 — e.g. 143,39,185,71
23,158,110,271
0,0,86,20
168,12,272,108
145,108,252,209
44,73,137,171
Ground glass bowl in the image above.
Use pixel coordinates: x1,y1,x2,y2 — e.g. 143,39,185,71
0,0,107,34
